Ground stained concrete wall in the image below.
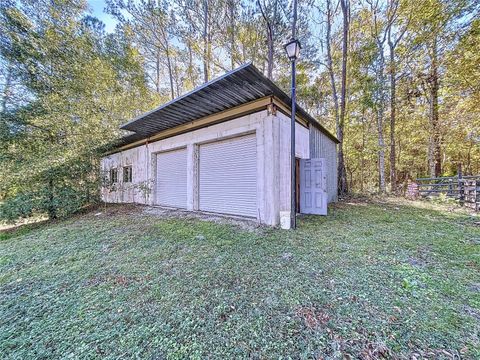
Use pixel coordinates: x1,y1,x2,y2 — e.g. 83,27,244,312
101,109,311,226
100,144,149,204
274,112,310,215
309,125,338,203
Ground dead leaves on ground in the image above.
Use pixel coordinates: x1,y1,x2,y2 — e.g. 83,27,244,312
295,306,331,329
84,273,151,287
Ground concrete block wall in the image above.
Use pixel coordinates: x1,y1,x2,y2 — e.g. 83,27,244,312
101,109,310,226
100,144,150,204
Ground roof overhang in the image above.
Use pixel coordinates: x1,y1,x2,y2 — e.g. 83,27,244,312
112,62,338,152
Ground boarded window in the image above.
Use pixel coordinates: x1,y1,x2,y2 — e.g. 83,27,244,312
123,166,132,183
110,168,118,184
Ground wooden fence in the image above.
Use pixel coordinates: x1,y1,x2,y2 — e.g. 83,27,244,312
463,179,480,211
415,175,480,211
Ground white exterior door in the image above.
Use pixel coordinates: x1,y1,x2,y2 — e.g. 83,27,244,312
199,134,257,217
300,158,327,215
156,148,187,208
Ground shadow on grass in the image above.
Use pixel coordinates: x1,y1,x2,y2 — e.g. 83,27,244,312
0,219,51,241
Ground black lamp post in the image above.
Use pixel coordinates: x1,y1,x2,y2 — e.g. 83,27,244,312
284,10,301,229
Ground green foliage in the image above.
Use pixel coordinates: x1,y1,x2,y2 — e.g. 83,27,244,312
0,192,35,221
318,0,479,190
0,0,157,222
1,0,479,221
1,199,478,357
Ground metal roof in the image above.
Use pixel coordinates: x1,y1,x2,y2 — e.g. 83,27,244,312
119,62,339,145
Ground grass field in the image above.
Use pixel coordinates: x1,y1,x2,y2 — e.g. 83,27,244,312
1,197,479,359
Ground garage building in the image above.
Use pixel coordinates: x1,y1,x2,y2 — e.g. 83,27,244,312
101,63,338,228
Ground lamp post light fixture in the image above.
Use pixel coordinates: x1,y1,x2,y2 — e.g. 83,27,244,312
284,37,301,229
284,38,301,61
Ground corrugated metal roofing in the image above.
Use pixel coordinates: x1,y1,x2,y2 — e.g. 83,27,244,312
118,62,339,145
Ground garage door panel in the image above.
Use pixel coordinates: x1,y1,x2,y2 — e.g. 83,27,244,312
156,148,187,208
199,134,257,217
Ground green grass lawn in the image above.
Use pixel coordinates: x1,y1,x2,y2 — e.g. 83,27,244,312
1,198,479,359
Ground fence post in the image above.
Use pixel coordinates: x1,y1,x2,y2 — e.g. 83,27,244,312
476,180,480,212
458,164,464,206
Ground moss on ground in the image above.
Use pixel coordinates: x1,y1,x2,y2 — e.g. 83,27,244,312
1,198,479,359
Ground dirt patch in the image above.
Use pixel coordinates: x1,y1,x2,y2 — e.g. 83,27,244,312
295,306,330,329
408,257,428,267
85,273,152,287
359,342,391,359
79,204,264,232
0,217,49,234
407,246,433,268
142,206,264,232
89,203,144,217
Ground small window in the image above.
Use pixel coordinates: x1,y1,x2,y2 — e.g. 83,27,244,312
102,173,109,186
109,168,118,184
123,166,132,183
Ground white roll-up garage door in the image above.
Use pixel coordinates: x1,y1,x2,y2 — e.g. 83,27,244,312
156,148,187,208
199,134,257,217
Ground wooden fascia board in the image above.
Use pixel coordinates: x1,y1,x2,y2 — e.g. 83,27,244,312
272,97,308,128
105,96,273,155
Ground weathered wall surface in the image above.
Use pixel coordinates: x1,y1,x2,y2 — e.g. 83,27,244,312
101,109,312,226
100,145,149,204
275,112,310,213
309,126,338,202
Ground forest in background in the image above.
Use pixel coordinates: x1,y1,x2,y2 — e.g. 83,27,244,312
0,0,479,221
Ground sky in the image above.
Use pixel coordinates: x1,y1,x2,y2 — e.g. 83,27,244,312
88,0,117,33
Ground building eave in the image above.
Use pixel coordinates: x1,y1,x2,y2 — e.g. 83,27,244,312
105,63,339,155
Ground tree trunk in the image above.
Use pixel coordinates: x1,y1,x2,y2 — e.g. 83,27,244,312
338,0,349,196
228,0,235,69
377,117,386,193
165,45,175,99
266,26,274,79
155,51,161,94
187,37,195,87
203,0,209,83
360,108,366,192
376,44,386,193
388,39,397,192
258,0,274,79
385,0,407,192
173,56,181,97
326,0,339,128
47,177,57,220
428,36,441,177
